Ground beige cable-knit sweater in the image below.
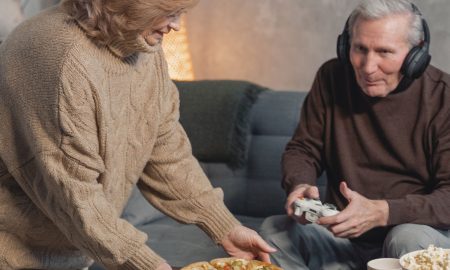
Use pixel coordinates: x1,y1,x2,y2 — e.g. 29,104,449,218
0,6,240,270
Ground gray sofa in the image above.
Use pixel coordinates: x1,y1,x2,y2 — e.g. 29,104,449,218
90,80,326,269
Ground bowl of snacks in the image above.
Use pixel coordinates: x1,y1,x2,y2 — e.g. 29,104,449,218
399,245,449,270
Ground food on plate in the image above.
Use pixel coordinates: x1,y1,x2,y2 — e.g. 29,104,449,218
211,257,249,270
247,259,283,270
181,257,283,270
400,245,449,270
181,261,217,270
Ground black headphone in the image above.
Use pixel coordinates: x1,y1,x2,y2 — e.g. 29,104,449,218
336,3,431,79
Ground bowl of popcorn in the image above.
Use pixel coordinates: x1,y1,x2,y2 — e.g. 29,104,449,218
399,245,450,270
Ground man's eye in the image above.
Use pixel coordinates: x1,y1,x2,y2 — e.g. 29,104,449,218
379,49,392,56
354,45,366,53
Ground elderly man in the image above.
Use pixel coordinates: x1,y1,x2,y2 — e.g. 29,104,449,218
261,0,450,269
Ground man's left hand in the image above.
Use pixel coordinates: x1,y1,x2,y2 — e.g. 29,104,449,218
220,225,277,263
317,181,389,238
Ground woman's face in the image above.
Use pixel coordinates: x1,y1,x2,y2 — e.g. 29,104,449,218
141,11,184,46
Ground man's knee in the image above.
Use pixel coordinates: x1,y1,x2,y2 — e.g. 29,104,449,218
260,215,291,236
383,224,442,257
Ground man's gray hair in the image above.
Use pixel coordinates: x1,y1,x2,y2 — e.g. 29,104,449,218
348,0,423,48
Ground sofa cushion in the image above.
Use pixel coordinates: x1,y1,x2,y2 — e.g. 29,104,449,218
175,80,267,169
141,215,263,267
251,91,307,136
120,186,165,227
242,91,307,216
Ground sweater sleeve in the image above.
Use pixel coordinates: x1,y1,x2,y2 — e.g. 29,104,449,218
282,66,328,193
387,99,450,228
137,80,240,243
9,61,165,270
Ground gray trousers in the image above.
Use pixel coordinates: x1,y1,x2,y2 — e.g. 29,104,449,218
260,215,450,270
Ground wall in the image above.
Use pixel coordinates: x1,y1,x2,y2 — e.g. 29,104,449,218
4,0,449,91
0,0,23,42
185,0,450,91
0,0,59,40
21,0,59,17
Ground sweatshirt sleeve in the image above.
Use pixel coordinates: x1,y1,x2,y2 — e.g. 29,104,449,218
8,60,165,270
137,80,240,243
282,67,328,193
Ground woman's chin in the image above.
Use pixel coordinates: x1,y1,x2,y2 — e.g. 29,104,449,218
143,35,162,46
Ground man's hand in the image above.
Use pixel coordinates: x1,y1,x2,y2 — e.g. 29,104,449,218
285,184,320,217
317,181,389,238
220,225,277,263
156,262,173,270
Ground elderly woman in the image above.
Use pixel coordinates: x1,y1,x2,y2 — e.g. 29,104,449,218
0,0,276,269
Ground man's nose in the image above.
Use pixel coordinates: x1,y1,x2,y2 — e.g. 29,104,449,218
362,52,378,74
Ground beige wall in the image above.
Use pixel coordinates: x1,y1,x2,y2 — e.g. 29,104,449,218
185,0,450,91
6,1,450,91
0,0,59,41
0,0,23,42
21,0,59,16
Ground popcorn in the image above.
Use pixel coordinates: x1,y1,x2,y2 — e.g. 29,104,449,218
402,245,450,270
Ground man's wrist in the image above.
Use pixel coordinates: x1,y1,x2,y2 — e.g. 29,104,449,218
374,200,389,226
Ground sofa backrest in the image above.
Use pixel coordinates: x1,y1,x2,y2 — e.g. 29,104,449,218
202,90,308,217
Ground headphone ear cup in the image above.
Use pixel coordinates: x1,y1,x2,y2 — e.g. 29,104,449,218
401,47,420,78
401,46,432,79
336,31,350,62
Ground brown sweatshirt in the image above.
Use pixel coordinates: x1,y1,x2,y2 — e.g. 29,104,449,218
283,59,450,234
0,6,239,270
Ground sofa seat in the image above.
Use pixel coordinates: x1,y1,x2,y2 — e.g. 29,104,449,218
142,215,263,267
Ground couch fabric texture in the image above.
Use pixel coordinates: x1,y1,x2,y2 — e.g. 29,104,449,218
177,80,268,169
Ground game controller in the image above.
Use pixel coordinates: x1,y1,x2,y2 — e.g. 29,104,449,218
293,198,340,223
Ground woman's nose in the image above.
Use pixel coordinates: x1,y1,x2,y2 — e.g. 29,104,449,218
169,17,181,31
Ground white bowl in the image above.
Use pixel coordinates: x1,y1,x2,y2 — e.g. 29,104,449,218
399,248,450,270
367,258,401,270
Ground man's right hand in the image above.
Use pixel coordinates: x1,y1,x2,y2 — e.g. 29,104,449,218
318,181,388,239
285,184,320,217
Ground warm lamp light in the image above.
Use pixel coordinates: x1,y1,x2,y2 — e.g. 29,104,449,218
162,16,195,80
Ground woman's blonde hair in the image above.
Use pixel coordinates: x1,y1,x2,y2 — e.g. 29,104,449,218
62,0,199,46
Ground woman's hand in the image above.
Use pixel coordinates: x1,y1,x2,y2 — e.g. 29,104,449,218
220,225,277,263
155,262,173,270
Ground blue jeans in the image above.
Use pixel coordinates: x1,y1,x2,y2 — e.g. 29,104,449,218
260,215,450,270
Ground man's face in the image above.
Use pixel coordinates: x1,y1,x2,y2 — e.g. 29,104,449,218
141,11,183,46
349,14,412,97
